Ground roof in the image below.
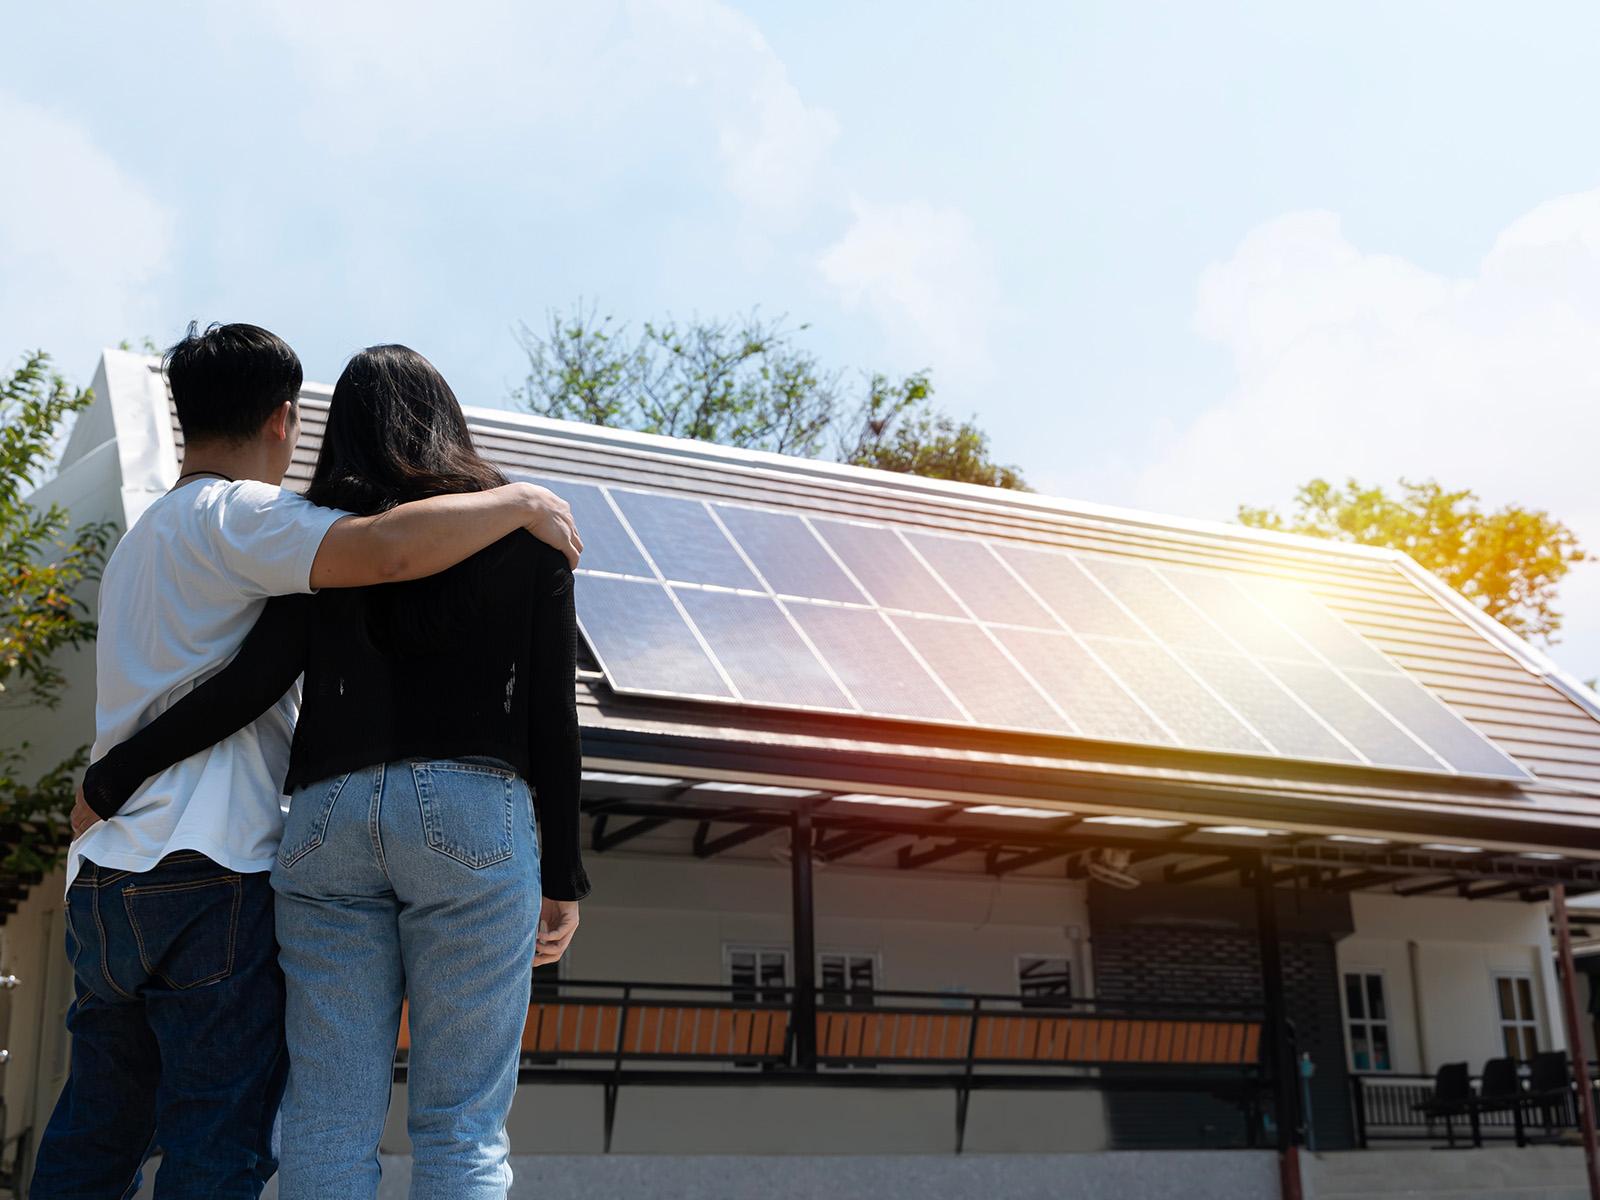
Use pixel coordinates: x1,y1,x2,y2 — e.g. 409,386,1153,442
85,350,1600,864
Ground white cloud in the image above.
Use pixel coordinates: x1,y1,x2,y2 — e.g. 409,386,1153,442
1135,194,1600,671
0,91,173,371
247,0,837,226
818,196,1001,380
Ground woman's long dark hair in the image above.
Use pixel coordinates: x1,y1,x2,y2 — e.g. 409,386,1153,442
306,344,505,515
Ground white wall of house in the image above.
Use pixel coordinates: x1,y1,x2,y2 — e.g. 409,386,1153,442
1337,892,1560,1078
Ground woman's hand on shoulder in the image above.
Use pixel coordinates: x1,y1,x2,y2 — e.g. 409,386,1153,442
511,482,582,570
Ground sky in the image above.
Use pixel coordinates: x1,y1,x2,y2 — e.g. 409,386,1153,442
9,1,1600,676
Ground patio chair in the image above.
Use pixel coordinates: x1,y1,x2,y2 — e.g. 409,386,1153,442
1473,1056,1526,1145
1412,1061,1479,1147
1524,1051,1574,1141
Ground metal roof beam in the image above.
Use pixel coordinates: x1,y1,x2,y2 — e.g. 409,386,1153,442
899,839,982,871
592,814,672,853
1165,859,1240,885
692,820,775,859
1393,878,1466,898
985,845,1072,876
816,832,899,863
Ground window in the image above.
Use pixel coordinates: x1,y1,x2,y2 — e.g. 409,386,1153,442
1495,972,1540,1060
1343,970,1393,1072
819,952,877,1007
727,946,790,1004
1018,956,1074,1008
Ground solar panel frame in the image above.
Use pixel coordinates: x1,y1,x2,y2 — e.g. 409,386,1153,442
531,471,1532,785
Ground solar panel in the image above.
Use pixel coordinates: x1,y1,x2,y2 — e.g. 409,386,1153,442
1161,568,1313,661
994,546,1147,639
607,489,760,589
572,575,731,699
811,518,965,616
1078,559,1235,653
1085,638,1270,755
1264,661,1441,771
673,588,852,710
712,504,866,603
541,474,1529,782
902,532,1056,627
1347,669,1526,779
992,627,1174,746
513,474,651,577
1237,576,1394,672
1178,650,1359,764
885,615,1070,733
785,602,964,721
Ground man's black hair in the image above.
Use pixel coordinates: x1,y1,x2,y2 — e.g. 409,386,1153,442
163,321,303,444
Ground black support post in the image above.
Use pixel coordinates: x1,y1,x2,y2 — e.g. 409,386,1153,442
1253,852,1303,1200
791,807,818,1069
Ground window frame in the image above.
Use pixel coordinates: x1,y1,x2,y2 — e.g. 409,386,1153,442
1340,966,1394,1074
1015,953,1076,1009
1492,969,1542,1062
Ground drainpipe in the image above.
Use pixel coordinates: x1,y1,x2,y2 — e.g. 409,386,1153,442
1407,940,1430,1075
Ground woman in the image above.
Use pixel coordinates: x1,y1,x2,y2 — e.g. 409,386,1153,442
82,345,590,1200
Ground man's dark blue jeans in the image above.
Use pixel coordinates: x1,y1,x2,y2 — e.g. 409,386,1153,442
30,850,288,1199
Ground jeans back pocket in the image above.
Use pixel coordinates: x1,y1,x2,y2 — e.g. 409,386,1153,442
409,761,518,869
122,874,243,990
278,772,353,869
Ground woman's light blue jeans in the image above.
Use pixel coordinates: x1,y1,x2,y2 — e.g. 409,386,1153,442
269,758,540,1200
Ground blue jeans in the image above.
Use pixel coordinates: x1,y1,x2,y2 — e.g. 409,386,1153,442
31,851,287,1199
269,758,540,1200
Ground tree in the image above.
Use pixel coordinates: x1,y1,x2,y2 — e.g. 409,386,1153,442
515,302,1029,489
1,352,112,872
1238,478,1586,644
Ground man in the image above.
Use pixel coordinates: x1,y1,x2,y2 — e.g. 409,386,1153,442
30,323,582,1199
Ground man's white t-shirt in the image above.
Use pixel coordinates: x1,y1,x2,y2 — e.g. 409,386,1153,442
65,477,346,890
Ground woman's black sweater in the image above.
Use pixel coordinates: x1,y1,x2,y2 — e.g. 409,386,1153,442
82,530,591,900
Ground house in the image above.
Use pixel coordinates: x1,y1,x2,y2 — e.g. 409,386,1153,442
7,349,1600,1199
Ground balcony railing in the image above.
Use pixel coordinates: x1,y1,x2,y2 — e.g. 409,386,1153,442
395,978,1265,1074
1351,1070,1590,1147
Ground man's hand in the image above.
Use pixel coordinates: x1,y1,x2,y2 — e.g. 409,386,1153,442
71,784,101,839
535,898,580,966
517,482,583,570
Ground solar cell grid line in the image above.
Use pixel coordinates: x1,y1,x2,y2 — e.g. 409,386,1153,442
1076,557,1236,654
990,626,1175,746
783,601,969,722
510,473,653,578
790,516,978,723
1347,669,1528,779
885,613,1075,734
671,586,855,712
700,502,868,714
1235,574,1397,673
810,516,967,617
1176,649,1362,765
1131,556,1494,777
984,542,1185,745
1160,567,1317,662
710,501,868,604
1263,660,1446,772
993,544,1149,639
572,574,736,701
1085,638,1273,755
1127,563,1376,767
891,528,1084,736
606,487,761,590
901,529,1057,627
1061,556,1283,757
